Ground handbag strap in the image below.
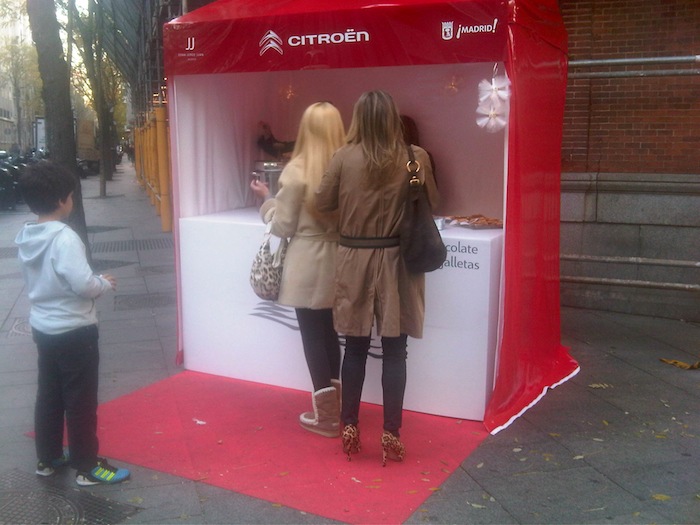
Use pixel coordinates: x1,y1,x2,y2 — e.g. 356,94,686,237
405,144,421,186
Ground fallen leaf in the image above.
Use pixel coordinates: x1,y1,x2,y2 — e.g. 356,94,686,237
651,494,671,501
588,383,613,389
470,502,486,509
429,487,441,492
476,462,484,469
407,489,419,494
512,447,522,453
659,358,700,370
128,496,144,505
573,455,584,460
278,471,289,476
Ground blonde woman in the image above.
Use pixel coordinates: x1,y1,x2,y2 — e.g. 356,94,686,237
316,91,439,464
250,102,345,437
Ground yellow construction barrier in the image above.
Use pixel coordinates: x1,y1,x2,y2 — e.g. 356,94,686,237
134,127,145,188
133,105,172,232
155,106,172,232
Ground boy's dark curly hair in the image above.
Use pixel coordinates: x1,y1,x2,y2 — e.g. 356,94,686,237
19,161,77,215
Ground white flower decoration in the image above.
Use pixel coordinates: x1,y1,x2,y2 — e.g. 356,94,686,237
478,76,511,104
476,73,511,133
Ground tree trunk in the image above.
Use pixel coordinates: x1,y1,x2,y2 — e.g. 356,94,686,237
26,0,91,263
76,0,114,192
12,76,22,151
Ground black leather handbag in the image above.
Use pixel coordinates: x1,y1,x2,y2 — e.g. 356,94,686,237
400,145,447,273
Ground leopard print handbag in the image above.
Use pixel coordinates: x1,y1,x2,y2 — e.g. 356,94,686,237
250,225,288,301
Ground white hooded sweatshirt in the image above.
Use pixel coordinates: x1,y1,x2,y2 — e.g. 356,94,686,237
15,221,111,335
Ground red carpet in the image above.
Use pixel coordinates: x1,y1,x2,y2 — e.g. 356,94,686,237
96,371,487,524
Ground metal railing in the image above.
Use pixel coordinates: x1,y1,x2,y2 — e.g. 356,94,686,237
568,55,700,78
560,254,700,292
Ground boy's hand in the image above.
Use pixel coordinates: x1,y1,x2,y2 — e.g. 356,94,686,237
102,274,117,291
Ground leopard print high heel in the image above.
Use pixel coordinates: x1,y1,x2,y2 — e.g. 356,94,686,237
381,431,405,466
341,425,361,461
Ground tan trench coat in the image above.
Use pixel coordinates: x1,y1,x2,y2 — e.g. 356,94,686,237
316,144,439,338
260,160,338,309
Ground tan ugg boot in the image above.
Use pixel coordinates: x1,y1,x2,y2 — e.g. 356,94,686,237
331,378,342,412
299,386,340,438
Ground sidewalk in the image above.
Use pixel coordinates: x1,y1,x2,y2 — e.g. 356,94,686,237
1,161,698,524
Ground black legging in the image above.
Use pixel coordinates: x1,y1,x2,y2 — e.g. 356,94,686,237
295,308,341,391
341,334,408,436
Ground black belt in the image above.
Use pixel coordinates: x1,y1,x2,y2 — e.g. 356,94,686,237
339,235,400,249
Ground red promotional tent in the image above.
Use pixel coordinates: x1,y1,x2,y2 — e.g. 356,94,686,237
163,0,579,433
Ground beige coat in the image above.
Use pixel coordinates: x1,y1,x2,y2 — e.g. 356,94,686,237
260,160,338,309
316,144,439,338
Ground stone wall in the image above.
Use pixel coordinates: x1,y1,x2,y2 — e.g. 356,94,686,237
560,173,699,321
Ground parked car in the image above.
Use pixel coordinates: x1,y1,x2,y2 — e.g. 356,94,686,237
77,157,99,177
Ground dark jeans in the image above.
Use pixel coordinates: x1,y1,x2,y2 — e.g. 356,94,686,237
33,325,100,472
341,333,408,435
295,308,341,392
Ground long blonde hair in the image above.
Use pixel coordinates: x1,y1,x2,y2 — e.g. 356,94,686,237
290,102,345,211
346,90,404,187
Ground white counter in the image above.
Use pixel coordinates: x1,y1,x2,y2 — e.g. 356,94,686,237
180,208,503,420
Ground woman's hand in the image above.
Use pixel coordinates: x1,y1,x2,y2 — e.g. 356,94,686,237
250,179,271,200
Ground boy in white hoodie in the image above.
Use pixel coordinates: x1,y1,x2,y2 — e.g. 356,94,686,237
15,161,130,486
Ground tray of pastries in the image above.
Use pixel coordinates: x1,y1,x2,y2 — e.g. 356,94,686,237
445,214,503,229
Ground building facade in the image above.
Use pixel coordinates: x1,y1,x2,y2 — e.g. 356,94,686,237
558,0,700,321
